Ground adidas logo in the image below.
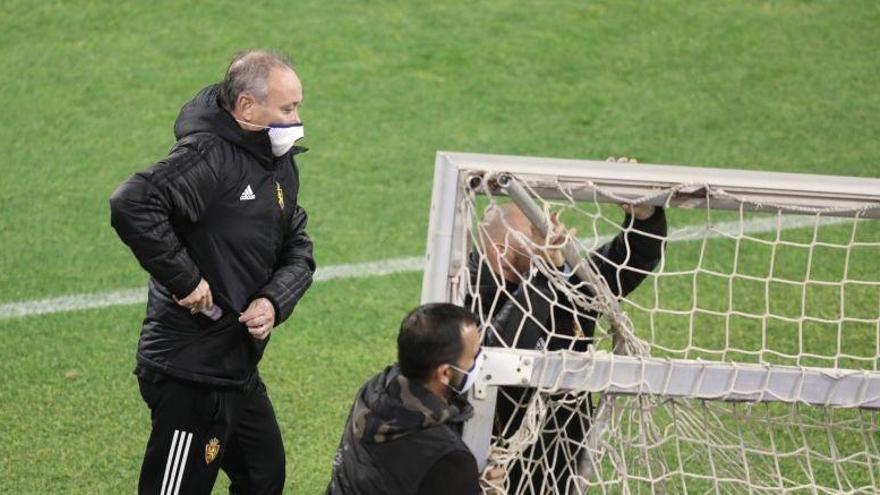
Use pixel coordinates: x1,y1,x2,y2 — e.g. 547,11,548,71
239,185,255,201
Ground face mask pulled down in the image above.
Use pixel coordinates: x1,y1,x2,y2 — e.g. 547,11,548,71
236,119,304,157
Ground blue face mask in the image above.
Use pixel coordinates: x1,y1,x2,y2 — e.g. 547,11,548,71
447,349,485,395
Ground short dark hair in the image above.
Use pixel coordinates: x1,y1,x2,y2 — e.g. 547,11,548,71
219,50,295,112
397,303,478,382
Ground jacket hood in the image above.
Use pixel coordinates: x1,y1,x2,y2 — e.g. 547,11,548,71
351,364,473,445
173,84,304,167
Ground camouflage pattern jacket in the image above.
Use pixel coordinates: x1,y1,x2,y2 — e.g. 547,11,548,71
326,364,478,494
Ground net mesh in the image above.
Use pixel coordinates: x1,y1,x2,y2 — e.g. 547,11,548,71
457,172,880,494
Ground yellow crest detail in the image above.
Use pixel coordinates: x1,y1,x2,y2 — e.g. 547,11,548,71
205,437,221,464
275,181,285,210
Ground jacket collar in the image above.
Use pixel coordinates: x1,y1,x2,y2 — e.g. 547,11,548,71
173,84,307,168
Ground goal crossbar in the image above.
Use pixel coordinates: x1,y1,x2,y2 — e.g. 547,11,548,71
445,151,880,218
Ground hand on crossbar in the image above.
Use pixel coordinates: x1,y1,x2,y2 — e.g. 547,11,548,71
607,156,656,221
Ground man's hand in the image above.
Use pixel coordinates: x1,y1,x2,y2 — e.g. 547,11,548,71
481,465,506,494
607,156,656,220
539,211,574,268
176,278,213,314
239,298,276,340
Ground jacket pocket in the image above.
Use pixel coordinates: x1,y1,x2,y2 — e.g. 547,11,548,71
169,313,261,383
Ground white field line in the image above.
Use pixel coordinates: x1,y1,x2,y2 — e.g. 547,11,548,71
0,257,424,320
0,216,849,320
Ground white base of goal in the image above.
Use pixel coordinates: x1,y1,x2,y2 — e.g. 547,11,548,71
466,348,880,468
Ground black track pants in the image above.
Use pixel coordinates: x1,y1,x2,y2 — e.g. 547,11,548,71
137,375,285,495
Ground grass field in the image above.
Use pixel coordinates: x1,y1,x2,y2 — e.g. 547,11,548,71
1,0,878,492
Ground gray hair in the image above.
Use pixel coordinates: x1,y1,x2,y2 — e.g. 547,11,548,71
219,50,295,111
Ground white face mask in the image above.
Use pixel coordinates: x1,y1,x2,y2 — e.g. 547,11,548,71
448,349,485,395
236,119,304,157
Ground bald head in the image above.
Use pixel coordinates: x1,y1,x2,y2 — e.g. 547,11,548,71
479,203,538,282
481,203,533,244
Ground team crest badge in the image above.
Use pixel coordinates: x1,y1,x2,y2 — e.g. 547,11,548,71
275,181,285,210
205,438,221,464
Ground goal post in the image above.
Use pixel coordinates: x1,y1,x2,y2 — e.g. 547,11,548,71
421,151,880,493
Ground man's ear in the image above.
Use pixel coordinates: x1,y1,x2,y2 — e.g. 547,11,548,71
237,93,256,119
434,363,453,386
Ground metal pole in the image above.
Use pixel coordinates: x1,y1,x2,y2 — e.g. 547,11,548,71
496,173,629,353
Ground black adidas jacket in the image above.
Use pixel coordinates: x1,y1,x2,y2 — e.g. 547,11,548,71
109,85,315,387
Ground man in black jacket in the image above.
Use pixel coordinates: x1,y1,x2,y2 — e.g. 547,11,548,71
326,303,503,495
467,186,667,493
110,50,315,494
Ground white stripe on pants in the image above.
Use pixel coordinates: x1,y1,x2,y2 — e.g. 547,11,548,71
160,429,193,495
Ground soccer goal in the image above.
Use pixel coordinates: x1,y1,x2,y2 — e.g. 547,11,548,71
421,152,880,494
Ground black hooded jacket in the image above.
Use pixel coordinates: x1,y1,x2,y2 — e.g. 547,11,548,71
326,365,479,495
467,208,667,352
109,85,315,387
463,209,666,492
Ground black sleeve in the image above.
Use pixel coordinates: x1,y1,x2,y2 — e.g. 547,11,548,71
417,451,480,495
252,204,316,326
109,144,219,299
585,207,667,298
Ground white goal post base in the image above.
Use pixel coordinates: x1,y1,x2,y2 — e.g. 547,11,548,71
465,348,880,468
475,348,880,408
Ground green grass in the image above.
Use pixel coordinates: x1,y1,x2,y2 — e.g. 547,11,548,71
0,0,878,492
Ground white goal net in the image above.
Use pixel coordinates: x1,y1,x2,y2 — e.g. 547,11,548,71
421,152,880,494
